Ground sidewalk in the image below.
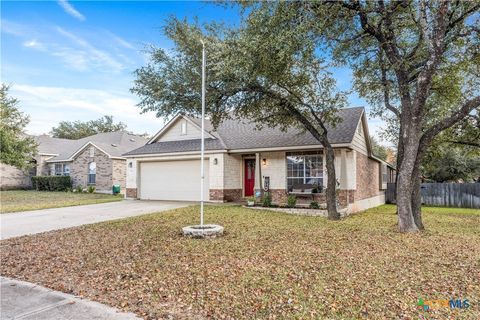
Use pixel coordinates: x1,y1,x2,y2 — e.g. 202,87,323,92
1,277,139,320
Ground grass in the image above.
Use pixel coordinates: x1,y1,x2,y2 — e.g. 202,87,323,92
0,190,122,213
1,205,479,319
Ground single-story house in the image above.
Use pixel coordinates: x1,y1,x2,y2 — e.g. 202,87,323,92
0,132,148,193
123,107,395,212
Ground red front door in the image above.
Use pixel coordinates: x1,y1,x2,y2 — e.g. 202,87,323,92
244,159,256,196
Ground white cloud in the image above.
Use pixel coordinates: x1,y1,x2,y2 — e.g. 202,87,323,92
1,19,30,36
56,27,124,72
109,33,135,50
22,39,46,51
57,0,85,21
3,19,135,73
10,84,162,135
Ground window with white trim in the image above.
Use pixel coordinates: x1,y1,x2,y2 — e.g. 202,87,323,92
54,164,63,176
53,163,70,176
286,151,323,191
88,162,96,185
63,164,70,176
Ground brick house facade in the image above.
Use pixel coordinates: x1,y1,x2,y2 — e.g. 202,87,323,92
124,107,395,213
0,132,147,193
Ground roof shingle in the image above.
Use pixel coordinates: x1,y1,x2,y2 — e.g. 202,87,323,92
36,132,148,162
124,107,365,156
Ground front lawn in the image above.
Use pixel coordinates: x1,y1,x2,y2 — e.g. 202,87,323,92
0,190,122,213
1,205,479,319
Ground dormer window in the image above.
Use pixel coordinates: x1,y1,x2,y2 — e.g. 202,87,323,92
181,120,187,135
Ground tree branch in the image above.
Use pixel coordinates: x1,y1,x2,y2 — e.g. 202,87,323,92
421,96,480,146
379,48,400,118
444,140,480,148
446,3,480,34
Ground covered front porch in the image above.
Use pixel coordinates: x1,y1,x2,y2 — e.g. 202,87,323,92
223,148,357,207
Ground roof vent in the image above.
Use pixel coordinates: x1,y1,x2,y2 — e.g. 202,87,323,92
111,143,118,147
129,138,135,142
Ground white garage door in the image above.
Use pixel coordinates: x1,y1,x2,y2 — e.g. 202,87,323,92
139,160,209,201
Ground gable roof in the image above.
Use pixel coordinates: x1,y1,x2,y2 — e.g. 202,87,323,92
124,107,366,156
35,135,80,156
35,132,148,162
148,114,215,143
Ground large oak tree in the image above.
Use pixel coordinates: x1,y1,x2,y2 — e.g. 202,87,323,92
237,1,479,232
132,15,347,219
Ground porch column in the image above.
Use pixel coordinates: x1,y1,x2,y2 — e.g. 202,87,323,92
254,152,262,194
340,149,349,205
340,149,348,189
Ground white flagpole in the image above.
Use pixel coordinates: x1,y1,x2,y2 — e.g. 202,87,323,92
200,39,206,226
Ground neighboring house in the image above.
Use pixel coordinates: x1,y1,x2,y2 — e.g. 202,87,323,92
0,132,148,193
123,107,395,213
0,164,36,190
0,137,58,190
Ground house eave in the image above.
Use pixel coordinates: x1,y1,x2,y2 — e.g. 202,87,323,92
124,143,353,158
227,143,352,154
124,149,228,159
45,159,74,163
38,153,59,157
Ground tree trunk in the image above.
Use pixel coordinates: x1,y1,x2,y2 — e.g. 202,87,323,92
395,136,420,233
410,158,423,230
324,143,340,220
411,173,424,230
410,139,429,230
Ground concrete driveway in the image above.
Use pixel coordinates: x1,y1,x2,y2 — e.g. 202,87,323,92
0,200,189,240
1,277,140,320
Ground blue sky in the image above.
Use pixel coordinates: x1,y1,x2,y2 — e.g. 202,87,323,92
2,1,383,140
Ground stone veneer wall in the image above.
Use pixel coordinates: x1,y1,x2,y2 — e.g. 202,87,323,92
70,146,112,192
35,155,54,176
126,188,137,198
223,154,242,189
0,163,34,189
269,189,288,204
355,152,382,200
112,159,126,192
270,190,355,207
209,189,243,202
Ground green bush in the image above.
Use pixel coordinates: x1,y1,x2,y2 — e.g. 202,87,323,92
87,185,95,193
287,194,297,208
75,185,84,193
309,201,320,209
262,192,272,207
31,176,72,191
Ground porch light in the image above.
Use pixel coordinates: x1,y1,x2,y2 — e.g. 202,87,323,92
213,158,218,165
262,158,267,166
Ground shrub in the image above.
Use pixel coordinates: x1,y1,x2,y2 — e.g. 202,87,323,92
87,185,95,193
75,185,84,193
309,201,320,209
262,192,272,207
31,176,72,191
287,194,297,208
